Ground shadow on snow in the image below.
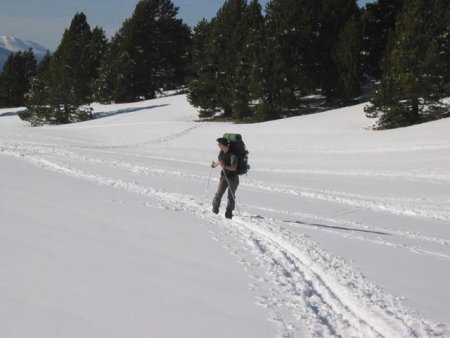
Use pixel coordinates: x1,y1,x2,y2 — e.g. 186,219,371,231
285,220,391,236
93,104,169,119
0,112,20,117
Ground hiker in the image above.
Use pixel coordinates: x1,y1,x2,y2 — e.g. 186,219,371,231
211,137,239,219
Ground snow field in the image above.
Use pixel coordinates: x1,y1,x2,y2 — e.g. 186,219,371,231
1,94,449,337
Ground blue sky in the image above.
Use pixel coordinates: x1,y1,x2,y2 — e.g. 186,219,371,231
0,0,373,51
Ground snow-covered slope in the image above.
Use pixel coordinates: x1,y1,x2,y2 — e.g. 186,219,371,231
0,35,48,69
0,95,449,337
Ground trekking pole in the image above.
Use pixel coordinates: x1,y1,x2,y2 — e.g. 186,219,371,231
203,166,213,208
221,168,241,216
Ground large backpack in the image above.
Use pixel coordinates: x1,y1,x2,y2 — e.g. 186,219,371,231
223,133,250,175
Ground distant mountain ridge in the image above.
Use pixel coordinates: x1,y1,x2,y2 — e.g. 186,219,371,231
0,36,48,70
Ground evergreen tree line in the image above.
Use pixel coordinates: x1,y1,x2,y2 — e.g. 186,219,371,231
188,0,449,127
0,49,37,108
189,0,362,121
15,0,190,126
365,0,450,128
188,0,363,121
0,0,448,128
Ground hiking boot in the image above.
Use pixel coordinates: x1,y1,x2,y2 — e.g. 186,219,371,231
212,206,219,214
225,209,233,219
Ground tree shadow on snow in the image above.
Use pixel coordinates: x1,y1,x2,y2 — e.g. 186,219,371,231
285,220,390,236
0,112,20,117
93,104,169,119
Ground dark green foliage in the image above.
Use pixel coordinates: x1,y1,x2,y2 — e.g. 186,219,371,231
19,53,53,125
49,12,97,123
0,49,37,107
444,7,450,95
186,19,219,118
22,0,191,123
94,34,122,104
428,1,450,102
263,0,318,116
361,0,405,78
231,0,265,120
13,0,448,130
258,0,360,112
97,0,191,103
252,35,290,121
188,0,267,120
366,0,450,129
319,0,360,100
23,13,107,125
208,0,249,118
189,0,447,127
189,0,363,122
89,27,109,100
334,17,362,104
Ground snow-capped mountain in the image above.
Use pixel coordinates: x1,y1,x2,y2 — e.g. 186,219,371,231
0,35,48,69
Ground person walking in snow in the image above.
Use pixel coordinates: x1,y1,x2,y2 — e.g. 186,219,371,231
211,137,239,219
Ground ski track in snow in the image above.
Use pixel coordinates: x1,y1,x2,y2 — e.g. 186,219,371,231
243,179,450,222
2,142,449,261
3,142,450,222
258,144,450,155
2,143,449,259
0,142,447,337
253,168,450,184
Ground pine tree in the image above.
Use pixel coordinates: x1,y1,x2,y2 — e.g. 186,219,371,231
24,13,107,125
95,34,122,104
366,0,449,129
361,0,405,79
49,12,95,123
188,0,264,120
443,4,450,95
208,0,249,117
0,49,37,107
245,0,266,106
334,17,362,104
20,53,53,125
191,0,362,121
89,27,109,100
317,0,360,101
187,19,219,118
232,0,265,120
252,42,288,121
262,0,359,112
425,0,450,107
99,0,191,103
264,0,321,116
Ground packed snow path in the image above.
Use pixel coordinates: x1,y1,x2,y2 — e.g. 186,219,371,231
1,95,449,337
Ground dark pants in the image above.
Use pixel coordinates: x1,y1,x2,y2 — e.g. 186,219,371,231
212,174,239,212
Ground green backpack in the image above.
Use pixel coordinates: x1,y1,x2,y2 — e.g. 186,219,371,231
223,133,250,175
